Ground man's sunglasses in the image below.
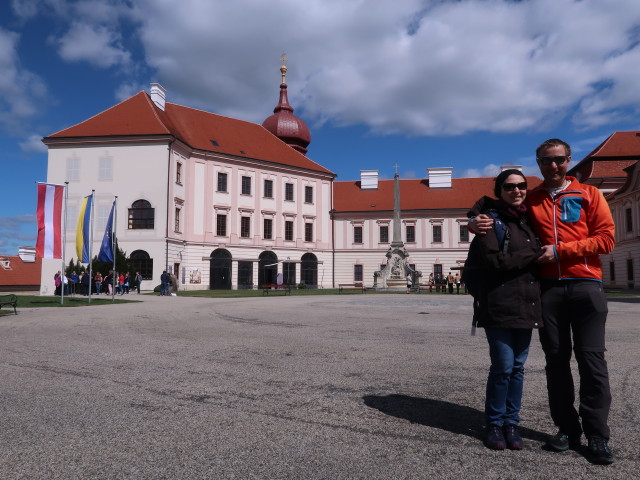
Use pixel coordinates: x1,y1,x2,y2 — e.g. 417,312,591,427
502,182,527,192
537,155,569,165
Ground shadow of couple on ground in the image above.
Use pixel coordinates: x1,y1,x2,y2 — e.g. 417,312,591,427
363,394,548,443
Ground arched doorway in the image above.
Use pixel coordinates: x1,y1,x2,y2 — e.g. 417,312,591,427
210,249,232,289
258,251,278,287
301,253,318,287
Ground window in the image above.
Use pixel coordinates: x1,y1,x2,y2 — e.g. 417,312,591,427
626,208,633,233
264,179,273,198
460,224,469,242
264,218,273,239
285,183,294,201
67,156,80,181
129,250,153,280
610,261,616,282
354,226,363,244
354,264,363,282
174,207,181,232
217,172,228,192
176,162,182,184
628,259,635,281
380,225,389,243
433,225,442,243
305,223,313,242
97,204,111,232
305,186,313,203
283,262,296,285
128,200,155,229
434,264,443,283
99,156,112,181
241,176,252,195
216,214,227,236
285,220,294,241
240,216,250,238
406,225,415,243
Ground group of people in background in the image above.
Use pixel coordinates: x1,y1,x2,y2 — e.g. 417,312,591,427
54,270,143,296
467,138,615,465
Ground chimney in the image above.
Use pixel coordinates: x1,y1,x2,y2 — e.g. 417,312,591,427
500,165,523,172
360,170,379,190
150,83,166,111
427,167,452,188
18,246,36,263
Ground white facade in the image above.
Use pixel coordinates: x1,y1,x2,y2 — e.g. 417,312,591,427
601,164,640,290
40,136,334,293
332,211,470,286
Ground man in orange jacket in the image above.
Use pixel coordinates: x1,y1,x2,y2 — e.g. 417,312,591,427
470,138,615,464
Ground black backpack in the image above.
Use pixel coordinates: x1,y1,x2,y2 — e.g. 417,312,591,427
461,211,510,298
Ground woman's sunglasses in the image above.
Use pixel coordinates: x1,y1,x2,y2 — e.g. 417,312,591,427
502,182,527,192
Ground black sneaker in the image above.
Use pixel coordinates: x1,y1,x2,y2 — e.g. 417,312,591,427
587,436,614,465
485,425,506,450
545,431,581,451
503,424,523,450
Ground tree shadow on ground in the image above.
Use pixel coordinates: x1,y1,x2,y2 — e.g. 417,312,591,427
363,394,547,442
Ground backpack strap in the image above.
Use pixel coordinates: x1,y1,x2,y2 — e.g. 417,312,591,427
488,211,510,253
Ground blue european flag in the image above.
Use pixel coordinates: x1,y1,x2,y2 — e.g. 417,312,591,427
98,201,115,263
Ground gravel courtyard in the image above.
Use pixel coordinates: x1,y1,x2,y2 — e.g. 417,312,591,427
1,293,638,479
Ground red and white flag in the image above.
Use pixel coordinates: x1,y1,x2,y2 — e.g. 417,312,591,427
36,183,65,259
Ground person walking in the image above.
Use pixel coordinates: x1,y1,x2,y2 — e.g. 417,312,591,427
160,270,170,296
118,273,125,295
467,169,543,451
135,272,143,294
469,139,616,464
95,272,102,295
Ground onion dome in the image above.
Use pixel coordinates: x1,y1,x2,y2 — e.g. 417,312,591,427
262,59,311,155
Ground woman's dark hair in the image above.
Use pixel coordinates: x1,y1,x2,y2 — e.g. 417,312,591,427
494,169,527,198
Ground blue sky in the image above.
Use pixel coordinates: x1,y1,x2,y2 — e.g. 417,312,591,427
2,0,640,254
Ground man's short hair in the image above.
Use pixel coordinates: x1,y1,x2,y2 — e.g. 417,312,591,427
536,138,571,158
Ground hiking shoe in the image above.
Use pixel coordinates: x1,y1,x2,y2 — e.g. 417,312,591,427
545,431,581,452
503,424,523,450
587,436,614,465
485,425,506,450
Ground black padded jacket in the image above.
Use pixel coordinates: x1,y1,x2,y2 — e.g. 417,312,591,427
468,197,544,329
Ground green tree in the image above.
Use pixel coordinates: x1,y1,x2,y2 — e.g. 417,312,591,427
91,240,132,277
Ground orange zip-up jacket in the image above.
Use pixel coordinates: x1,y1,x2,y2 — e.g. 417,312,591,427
526,176,615,281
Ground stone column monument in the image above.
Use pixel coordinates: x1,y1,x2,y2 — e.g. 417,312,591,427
374,171,421,290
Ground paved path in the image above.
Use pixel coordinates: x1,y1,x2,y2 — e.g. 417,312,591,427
1,293,638,479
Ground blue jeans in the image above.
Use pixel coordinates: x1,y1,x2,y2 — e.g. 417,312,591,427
485,327,532,426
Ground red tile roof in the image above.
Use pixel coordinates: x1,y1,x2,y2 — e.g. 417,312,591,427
333,176,542,213
0,255,42,288
45,91,334,176
569,131,640,181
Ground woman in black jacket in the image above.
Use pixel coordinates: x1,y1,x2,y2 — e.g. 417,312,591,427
468,169,543,451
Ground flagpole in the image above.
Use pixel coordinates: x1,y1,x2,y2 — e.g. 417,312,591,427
61,182,69,305
112,196,117,302
88,190,95,304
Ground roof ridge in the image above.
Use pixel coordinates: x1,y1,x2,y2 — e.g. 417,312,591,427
168,102,261,127
143,92,172,134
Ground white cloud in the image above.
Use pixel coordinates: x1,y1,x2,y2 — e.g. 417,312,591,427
111,0,640,137
0,27,48,133
19,133,47,153
55,22,131,68
9,0,640,138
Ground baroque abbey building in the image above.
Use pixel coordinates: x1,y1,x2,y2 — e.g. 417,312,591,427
40,65,639,293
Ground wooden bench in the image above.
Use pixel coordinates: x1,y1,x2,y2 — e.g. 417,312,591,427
0,294,18,314
262,284,292,295
417,283,448,293
339,282,365,293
